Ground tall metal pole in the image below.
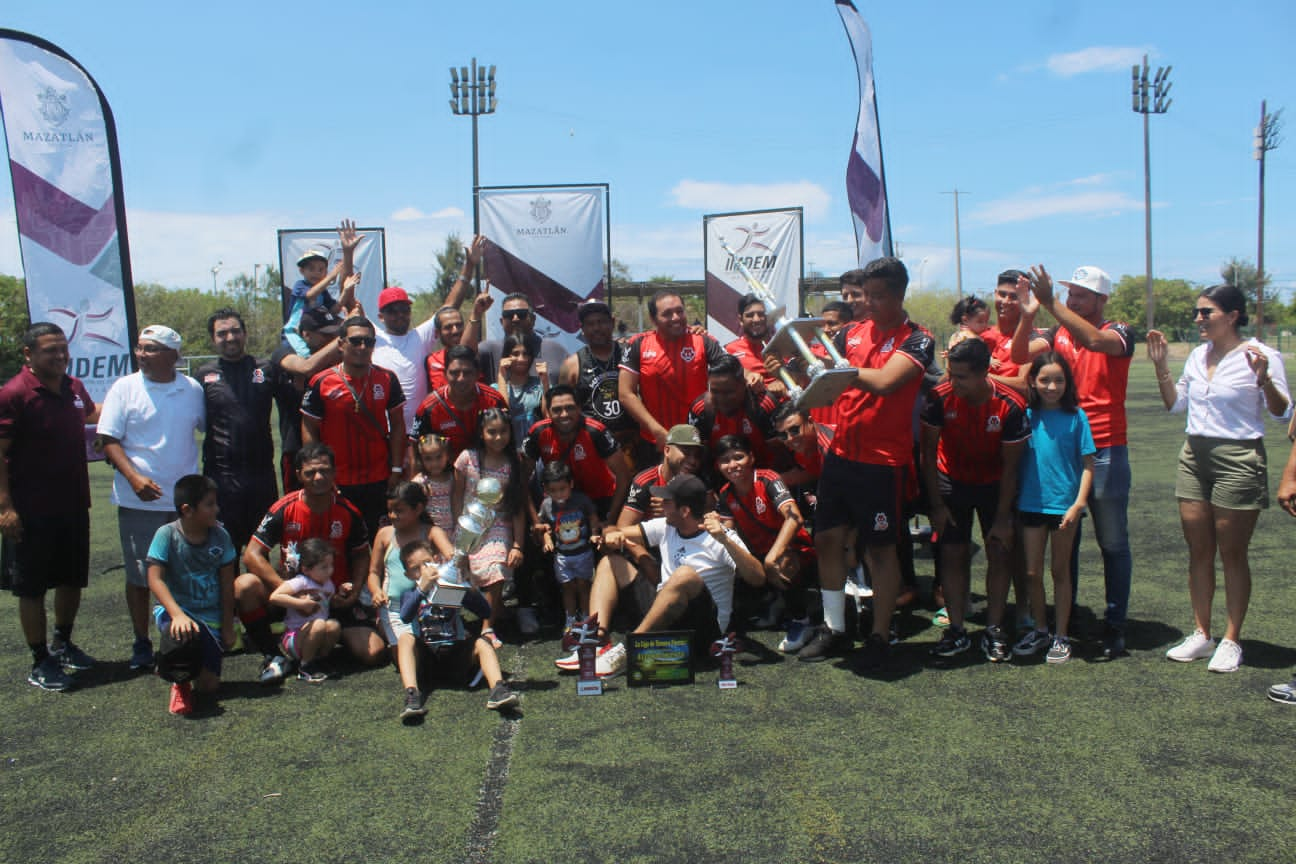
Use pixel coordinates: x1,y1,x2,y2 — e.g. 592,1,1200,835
1257,100,1267,339
1132,55,1171,331
943,189,966,294
449,58,497,288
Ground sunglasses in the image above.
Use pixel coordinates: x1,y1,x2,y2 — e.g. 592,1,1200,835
1192,308,1216,320
778,423,803,440
502,309,532,320
346,335,377,347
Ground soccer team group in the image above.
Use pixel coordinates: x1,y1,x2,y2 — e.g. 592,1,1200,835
6,223,1296,721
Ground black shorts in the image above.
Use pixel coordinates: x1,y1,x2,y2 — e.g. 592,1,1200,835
936,477,1001,546
1018,511,1065,530
208,469,278,550
1,510,90,598
419,639,478,686
814,452,905,546
332,602,380,631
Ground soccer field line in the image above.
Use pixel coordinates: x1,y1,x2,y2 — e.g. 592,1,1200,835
464,642,526,863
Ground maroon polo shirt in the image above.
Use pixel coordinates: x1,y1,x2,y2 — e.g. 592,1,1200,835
0,367,94,515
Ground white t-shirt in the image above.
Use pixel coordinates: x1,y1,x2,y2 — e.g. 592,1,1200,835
97,371,205,511
640,516,746,632
374,319,438,428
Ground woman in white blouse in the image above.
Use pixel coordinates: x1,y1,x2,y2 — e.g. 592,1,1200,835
1147,284,1290,672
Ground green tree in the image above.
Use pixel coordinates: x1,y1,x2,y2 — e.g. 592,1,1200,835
431,232,465,308
0,274,30,379
1106,274,1198,340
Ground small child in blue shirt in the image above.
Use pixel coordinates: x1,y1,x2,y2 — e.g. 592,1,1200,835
536,462,602,631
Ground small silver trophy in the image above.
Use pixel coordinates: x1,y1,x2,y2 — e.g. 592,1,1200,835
425,476,503,607
719,237,856,410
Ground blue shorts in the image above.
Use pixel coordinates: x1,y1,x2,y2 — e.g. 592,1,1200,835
555,549,595,585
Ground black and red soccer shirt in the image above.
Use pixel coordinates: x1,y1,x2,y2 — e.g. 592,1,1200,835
409,383,508,462
620,331,725,442
522,416,620,500
716,469,811,557
301,365,405,486
687,388,782,469
920,378,1030,485
251,490,369,588
623,464,667,518
1047,322,1134,449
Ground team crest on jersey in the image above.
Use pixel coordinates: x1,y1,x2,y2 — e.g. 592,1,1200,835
754,496,767,515
330,520,344,539
573,443,586,460
847,336,862,349
986,415,1002,432
72,396,85,410
203,372,220,384
252,368,265,384
673,546,688,567
873,512,889,532
945,410,958,420
372,383,385,400
208,545,225,560
680,346,696,362
881,337,895,353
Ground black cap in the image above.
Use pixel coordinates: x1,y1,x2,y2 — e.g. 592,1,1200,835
300,307,342,333
577,300,612,322
649,473,709,513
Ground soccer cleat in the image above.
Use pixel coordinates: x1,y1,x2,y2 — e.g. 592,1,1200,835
27,655,72,692
796,625,852,663
399,688,428,720
129,638,155,671
854,633,891,674
777,618,812,653
1207,638,1242,673
52,641,96,673
296,662,328,683
258,654,292,684
983,626,1011,663
595,642,627,678
1266,677,1296,705
1045,636,1072,664
1166,629,1216,662
1012,628,1051,657
168,681,195,715
486,682,520,711
930,628,971,658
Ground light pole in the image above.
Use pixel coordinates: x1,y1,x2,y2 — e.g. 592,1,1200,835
449,58,497,244
942,190,966,294
210,261,222,293
918,256,930,292
1132,55,1171,330
1254,101,1283,340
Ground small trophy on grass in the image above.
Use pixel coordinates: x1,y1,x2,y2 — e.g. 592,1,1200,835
711,632,741,690
562,613,605,696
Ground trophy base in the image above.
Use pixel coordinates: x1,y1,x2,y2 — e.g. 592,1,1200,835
717,678,738,690
577,678,604,696
795,367,857,410
426,582,467,607
766,317,827,360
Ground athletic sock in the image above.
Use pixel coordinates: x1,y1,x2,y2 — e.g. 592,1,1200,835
822,589,847,634
52,623,73,648
29,642,49,666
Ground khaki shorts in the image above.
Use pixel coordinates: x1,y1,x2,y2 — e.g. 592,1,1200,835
1175,437,1268,510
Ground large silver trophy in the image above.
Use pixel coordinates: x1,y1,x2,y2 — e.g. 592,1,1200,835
425,476,503,607
719,237,856,410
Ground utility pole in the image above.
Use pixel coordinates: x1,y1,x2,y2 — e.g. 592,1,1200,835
1132,55,1171,330
449,58,498,289
942,189,966,294
1255,100,1283,340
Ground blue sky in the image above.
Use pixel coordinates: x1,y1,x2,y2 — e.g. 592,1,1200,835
2,0,1293,306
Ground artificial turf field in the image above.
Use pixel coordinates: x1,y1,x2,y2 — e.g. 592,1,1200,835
2,356,1294,864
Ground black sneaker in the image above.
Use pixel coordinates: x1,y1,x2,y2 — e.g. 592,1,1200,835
297,662,328,683
854,633,891,674
1101,624,1126,660
796,626,852,663
486,682,519,711
27,655,72,692
983,626,1012,663
399,687,428,721
930,628,971,658
52,641,96,673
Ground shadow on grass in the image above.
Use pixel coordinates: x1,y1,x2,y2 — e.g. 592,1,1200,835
66,659,149,691
1238,639,1296,670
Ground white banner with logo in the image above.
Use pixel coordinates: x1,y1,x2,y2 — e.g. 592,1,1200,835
0,30,135,403
837,0,893,265
477,184,608,351
276,227,387,320
703,208,803,345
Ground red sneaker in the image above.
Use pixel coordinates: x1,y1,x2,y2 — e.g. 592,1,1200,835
169,681,195,715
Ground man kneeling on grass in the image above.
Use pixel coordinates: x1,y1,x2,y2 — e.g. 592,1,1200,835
557,473,764,677
146,475,236,716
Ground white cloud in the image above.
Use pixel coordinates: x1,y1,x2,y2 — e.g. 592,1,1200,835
390,205,464,222
670,180,831,222
971,177,1146,226
1046,46,1148,78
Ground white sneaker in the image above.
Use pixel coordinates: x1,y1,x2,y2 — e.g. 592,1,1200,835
516,607,540,636
1207,638,1242,673
777,618,812,653
1166,629,1216,662
595,642,626,677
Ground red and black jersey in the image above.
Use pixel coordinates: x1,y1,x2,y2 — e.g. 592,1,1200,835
623,465,667,517
409,383,508,462
301,365,405,486
983,325,1047,380
716,469,811,557
808,341,845,427
791,423,835,483
1047,322,1134,449
424,348,448,393
688,388,782,469
620,331,725,442
921,378,1030,485
251,490,369,588
725,334,776,385
830,318,935,467
522,417,620,500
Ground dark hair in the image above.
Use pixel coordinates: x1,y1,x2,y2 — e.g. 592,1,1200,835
1199,284,1249,329
501,335,533,364
206,307,245,337
737,293,765,317
820,300,851,319
1027,351,1079,412
173,474,218,515
298,537,335,573
295,441,336,470
500,293,533,314
949,295,988,326
773,400,810,425
23,322,65,351
399,538,435,569
432,305,462,333
668,473,708,519
647,289,683,320
544,384,578,409
541,461,573,486
860,257,909,298
707,353,745,381
997,269,1026,287
387,480,428,512
946,336,991,373
444,344,478,370
712,434,753,460
341,315,374,336
839,268,868,289
471,407,524,516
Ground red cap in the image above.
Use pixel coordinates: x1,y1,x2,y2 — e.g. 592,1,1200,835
378,287,411,310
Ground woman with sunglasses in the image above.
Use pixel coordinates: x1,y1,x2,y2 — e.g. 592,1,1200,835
1147,284,1290,673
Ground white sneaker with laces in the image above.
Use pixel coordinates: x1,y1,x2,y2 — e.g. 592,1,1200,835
777,618,812,653
595,642,627,677
1207,638,1242,673
1166,629,1216,662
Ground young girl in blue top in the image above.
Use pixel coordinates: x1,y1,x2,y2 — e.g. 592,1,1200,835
1015,352,1095,664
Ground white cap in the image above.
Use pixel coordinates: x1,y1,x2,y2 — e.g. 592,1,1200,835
1059,266,1112,297
139,325,182,351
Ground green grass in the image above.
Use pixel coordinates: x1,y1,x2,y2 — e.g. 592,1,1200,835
3,355,1295,864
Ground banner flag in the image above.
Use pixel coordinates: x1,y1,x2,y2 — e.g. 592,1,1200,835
276,227,387,319
477,184,608,351
835,0,893,266
703,208,803,346
0,30,136,402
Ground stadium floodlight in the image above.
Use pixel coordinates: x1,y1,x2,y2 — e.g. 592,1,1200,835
448,58,499,250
